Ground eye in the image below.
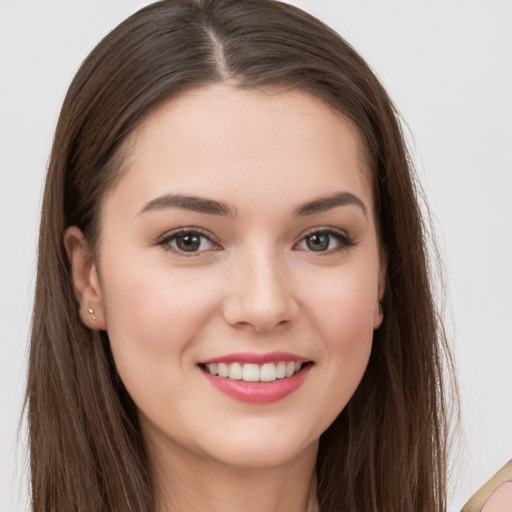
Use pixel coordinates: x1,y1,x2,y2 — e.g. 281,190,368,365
158,229,219,254
296,229,353,253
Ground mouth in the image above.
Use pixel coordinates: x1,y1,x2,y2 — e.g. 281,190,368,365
199,360,310,382
197,353,313,403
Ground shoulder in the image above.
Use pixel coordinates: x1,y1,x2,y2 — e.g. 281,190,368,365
461,460,512,512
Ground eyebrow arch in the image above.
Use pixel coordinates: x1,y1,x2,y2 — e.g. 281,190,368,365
138,194,237,217
294,191,368,217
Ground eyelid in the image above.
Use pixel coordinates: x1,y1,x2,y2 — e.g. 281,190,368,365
294,226,355,253
154,225,354,256
156,226,221,255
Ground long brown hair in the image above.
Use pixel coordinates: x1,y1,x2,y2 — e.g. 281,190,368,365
27,1,455,510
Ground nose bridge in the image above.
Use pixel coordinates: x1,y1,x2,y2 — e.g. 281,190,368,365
223,242,298,331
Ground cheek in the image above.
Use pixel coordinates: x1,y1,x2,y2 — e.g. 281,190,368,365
102,254,217,337
301,262,378,420
319,278,375,377
98,256,221,394
305,262,379,347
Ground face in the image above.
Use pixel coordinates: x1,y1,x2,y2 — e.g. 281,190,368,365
69,84,384,471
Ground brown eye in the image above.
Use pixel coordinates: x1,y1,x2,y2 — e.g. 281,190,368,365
159,230,217,254
175,234,202,252
296,229,354,253
305,233,330,251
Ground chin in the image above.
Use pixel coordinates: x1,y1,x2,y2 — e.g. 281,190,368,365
196,423,320,470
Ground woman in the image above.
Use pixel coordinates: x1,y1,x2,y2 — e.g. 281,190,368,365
27,0,454,510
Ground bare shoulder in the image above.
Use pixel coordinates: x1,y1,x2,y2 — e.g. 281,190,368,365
461,461,512,512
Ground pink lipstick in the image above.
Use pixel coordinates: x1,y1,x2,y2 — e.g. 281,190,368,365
198,352,312,403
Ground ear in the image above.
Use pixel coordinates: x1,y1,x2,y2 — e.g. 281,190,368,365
373,260,386,330
64,226,106,330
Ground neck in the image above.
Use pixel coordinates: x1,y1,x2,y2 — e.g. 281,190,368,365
147,433,319,512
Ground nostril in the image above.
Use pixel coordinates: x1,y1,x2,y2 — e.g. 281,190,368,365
221,263,299,331
223,301,298,332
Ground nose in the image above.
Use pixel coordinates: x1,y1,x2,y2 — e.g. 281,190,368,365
222,249,299,332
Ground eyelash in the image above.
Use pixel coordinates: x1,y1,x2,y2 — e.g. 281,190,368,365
156,226,355,256
294,227,355,255
156,227,220,257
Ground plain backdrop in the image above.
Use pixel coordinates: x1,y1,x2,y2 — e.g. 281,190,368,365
1,1,511,511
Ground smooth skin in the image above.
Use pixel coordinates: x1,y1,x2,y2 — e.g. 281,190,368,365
65,84,385,512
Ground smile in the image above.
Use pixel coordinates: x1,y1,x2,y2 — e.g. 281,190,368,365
203,361,304,382
199,353,313,403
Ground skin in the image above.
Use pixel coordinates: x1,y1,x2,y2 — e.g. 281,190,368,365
481,483,512,512
65,84,385,512
461,461,512,512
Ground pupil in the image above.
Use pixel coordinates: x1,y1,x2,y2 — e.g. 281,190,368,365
177,234,200,251
307,233,329,251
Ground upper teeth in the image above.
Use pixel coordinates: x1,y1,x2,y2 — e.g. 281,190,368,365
204,361,303,382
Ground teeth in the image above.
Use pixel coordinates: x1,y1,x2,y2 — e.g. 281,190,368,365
276,361,286,379
204,361,304,382
218,363,229,378
260,363,276,382
229,362,242,380
242,363,260,382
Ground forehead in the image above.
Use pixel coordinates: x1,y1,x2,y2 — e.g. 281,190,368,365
106,83,374,218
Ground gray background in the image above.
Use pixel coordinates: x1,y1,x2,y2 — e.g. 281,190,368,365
1,1,511,510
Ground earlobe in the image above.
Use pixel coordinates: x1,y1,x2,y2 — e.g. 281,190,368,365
63,226,106,330
373,264,386,330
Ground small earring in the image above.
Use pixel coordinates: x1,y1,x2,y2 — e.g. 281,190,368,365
88,308,96,320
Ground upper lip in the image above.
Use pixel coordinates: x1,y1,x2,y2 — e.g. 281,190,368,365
199,351,311,365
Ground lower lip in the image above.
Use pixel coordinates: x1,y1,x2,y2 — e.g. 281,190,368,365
201,365,311,403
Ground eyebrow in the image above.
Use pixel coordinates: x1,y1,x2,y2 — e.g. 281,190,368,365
138,191,367,218
139,194,237,217
294,192,368,217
